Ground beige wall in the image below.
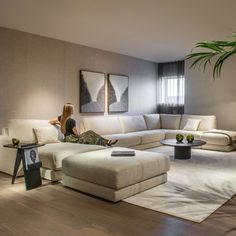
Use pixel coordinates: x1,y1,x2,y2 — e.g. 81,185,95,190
0,27,158,131
185,56,236,131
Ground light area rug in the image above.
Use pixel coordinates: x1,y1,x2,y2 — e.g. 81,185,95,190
123,146,236,223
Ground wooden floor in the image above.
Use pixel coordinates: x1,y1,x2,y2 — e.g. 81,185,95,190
0,173,235,236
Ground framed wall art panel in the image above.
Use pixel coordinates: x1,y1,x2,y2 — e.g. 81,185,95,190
80,70,105,113
108,74,128,113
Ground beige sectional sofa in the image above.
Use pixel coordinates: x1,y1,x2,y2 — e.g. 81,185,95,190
0,114,235,183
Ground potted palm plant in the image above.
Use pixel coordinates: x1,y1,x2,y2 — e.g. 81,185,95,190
186,33,236,79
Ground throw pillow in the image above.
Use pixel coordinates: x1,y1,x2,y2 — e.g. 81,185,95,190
183,119,201,131
33,126,60,144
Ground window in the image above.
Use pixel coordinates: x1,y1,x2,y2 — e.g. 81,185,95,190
158,61,185,114
160,75,185,104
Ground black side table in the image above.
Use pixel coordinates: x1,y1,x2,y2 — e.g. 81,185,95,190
3,143,44,190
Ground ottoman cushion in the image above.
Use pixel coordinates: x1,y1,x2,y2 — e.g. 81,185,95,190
62,147,170,190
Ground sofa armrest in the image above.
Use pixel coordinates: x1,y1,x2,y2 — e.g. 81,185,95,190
0,135,22,175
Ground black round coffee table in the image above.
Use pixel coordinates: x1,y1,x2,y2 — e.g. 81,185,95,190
160,139,206,159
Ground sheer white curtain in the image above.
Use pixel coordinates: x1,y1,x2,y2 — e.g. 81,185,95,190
158,61,185,114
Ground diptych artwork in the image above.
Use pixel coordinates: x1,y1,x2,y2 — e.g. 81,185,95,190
108,74,129,112
80,70,105,113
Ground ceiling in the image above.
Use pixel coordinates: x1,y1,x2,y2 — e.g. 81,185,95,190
0,0,236,62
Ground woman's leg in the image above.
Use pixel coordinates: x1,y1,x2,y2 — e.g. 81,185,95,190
65,131,118,146
79,130,109,146
64,134,84,143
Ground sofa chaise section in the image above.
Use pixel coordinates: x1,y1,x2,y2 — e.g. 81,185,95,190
0,119,106,181
39,143,106,180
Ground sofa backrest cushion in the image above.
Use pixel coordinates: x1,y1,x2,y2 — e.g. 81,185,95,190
180,114,217,131
8,119,52,143
143,114,161,130
160,114,182,129
80,116,122,135
119,115,147,133
33,126,60,144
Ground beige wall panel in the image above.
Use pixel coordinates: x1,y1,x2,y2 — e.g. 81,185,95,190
64,43,158,117
25,34,65,119
0,27,158,132
185,56,236,131
0,29,28,129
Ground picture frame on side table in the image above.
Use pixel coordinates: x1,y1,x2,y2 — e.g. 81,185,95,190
108,74,129,113
24,148,39,170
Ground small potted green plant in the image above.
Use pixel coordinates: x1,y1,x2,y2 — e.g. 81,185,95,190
186,134,194,143
176,134,184,143
12,138,20,147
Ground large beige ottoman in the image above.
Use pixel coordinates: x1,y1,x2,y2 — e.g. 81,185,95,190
62,147,170,202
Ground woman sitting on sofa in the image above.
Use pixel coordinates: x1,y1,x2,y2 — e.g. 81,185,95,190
49,103,118,147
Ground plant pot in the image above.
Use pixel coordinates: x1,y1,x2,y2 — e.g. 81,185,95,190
176,134,184,143
186,134,194,143
12,138,20,146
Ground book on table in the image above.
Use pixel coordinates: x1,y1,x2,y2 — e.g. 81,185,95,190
111,151,135,156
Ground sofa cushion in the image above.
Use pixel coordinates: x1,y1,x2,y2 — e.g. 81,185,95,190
119,115,147,133
164,130,203,140
62,147,170,189
33,126,60,144
201,133,232,146
102,133,141,147
8,119,52,143
160,114,181,130
80,116,122,135
38,143,106,170
201,130,236,146
180,115,216,131
183,119,201,131
130,130,165,144
143,114,161,130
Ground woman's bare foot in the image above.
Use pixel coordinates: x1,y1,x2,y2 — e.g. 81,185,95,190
107,139,118,146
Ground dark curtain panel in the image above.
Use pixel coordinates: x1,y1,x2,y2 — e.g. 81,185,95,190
157,104,184,114
158,61,184,77
157,61,185,114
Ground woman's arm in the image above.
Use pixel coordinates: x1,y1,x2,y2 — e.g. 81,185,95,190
49,117,60,125
72,126,79,136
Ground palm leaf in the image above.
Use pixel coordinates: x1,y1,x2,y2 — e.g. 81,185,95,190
195,42,224,53
213,49,236,79
186,33,236,79
186,52,216,70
